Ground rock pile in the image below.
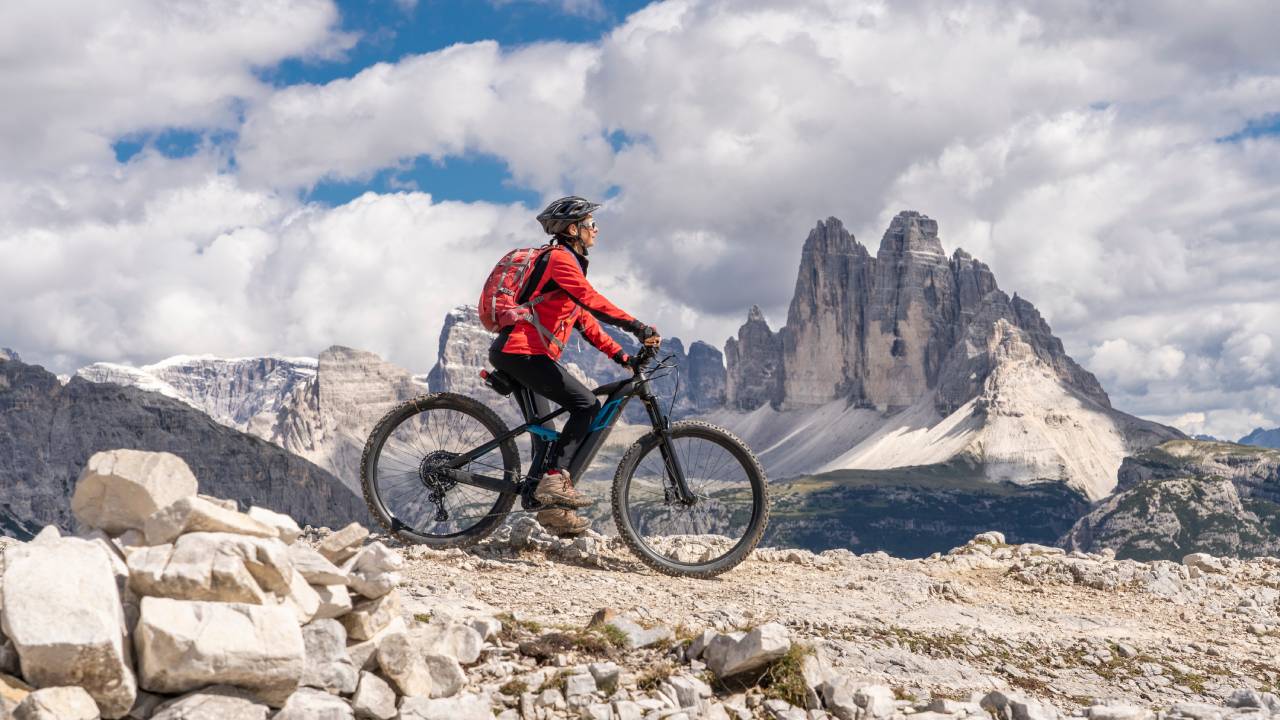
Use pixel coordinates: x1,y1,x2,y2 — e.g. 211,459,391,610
0,448,476,719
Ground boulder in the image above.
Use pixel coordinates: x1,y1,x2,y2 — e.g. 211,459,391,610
1182,553,1226,574
246,506,303,544
133,597,304,705
398,693,492,720
150,686,271,720
318,523,370,564
348,571,399,600
71,450,198,535
351,671,397,719
301,619,358,695
1,538,137,718
288,545,348,585
704,623,791,678
351,542,404,574
341,590,402,642
854,685,896,719
143,496,277,546
376,631,432,698
273,688,354,720
127,533,294,603
13,686,100,720
315,584,354,620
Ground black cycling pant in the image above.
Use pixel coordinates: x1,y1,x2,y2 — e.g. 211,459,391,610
488,349,599,473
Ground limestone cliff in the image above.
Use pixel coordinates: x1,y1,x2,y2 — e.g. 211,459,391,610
717,211,1181,499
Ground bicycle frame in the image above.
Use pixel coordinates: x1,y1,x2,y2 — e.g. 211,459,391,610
437,361,696,505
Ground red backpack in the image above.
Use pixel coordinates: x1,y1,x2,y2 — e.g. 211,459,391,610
477,245,569,351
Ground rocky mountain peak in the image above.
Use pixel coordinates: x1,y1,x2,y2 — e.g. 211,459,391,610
877,210,945,258
0,347,18,362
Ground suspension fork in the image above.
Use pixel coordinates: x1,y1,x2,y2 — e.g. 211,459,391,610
642,390,696,505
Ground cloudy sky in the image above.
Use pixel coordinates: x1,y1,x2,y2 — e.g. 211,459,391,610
2,0,1278,439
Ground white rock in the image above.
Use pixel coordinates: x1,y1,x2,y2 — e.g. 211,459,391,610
287,545,349,585
149,686,271,720
144,496,277,545
318,523,370,564
341,591,401,642
565,672,596,700
284,569,322,624
246,506,303,544
351,671,397,720
467,616,503,642
1088,705,1155,720
127,532,293,603
346,616,407,672
273,688,354,720
854,685,895,719
423,654,466,698
589,661,620,694
704,623,791,678
351,542,404,574
1,538,137,718
13,686,100,720
377,631,433,698
315,583,354,620
30,525,62,545
415,622,484,664
1182,553,1226,574
348,570,400,600
972,531,1006,546
398,693,493,720
72,450,199,535
133,597,304,705
301,619,358,695
607,617,674,649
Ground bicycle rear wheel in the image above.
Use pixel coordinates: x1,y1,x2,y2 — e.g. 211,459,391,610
612,420,769,578
360,393,519,547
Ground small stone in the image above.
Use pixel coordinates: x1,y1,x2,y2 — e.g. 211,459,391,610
704,623,791,678
1088,705,1154,720
315,583,354,620
1182,553,1226,574
854,685,895,719
284,569,322,624
973,531,1006,546
72,450,199,535
377,631,433,698
150,686,271,720
588,661,621,694
423,654,466,698
415,621,484,664
273,688,354,720
13,686,100,720
398,692,493,720
565,672,596,700
288,545,349,585
347,617,407,672
607,617,674,649
351,671,397,720
246,506,303,544
341,590,402,641
319,523,370,564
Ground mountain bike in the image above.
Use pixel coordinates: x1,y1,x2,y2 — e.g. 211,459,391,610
359,345,769,577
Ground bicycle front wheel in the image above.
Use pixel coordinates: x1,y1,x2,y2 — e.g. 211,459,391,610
360,392,519,548
612,420,769,578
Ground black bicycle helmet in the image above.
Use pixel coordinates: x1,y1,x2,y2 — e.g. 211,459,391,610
536,196,601,235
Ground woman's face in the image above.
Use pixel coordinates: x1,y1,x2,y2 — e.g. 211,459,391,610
572,214,598,249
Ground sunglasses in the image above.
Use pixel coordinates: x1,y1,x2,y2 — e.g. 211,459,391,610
578,219,598,231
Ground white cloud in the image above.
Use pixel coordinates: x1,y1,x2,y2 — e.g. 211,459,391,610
4,0,1280,440
490,0,607,20
0,0,352,178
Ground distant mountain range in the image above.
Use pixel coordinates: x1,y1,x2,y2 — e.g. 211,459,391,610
0,350,368,540
1239,427,1280,449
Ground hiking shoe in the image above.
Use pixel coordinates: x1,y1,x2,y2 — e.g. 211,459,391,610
536,508,591,537
532,469,593,509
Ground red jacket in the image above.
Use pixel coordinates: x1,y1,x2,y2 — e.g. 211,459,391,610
501,244,636,361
